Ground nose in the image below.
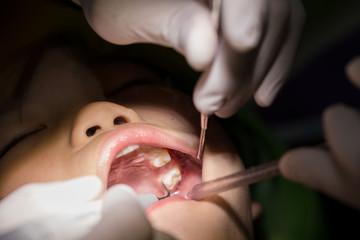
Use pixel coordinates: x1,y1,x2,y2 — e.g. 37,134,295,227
70,101,142,148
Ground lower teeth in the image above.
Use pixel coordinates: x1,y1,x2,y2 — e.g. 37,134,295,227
162,167,182,190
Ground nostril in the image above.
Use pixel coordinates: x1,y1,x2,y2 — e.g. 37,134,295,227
86,126,101,137
113,116,127,125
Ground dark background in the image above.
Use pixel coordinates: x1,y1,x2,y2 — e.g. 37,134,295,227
253,0,360,239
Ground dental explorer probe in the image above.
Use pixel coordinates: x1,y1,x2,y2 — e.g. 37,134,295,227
158,181,170,200
196,0,222,161
186,160,280,200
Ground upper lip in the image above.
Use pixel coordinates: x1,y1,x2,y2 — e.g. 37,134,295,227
96,123,199,185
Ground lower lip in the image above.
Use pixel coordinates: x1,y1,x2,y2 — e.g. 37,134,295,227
146,195,187,214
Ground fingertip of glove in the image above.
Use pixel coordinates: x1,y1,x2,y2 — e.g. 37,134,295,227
178,6,217,70
280,147,337,192
222,0,264,52
345,56,360,89
184,22,217,70
254,91,275,108
323,103,353,129
223,22,261,52
254,80,282,107
136,194,158,211
193,92,225,116
279,148,316,183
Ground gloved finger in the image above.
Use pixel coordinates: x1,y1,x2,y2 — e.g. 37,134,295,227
0,176,103,234
194,0,294,117
136,193,159,211
280,147,360,209
222,0,267,51
17,175,103,205
323,103,360,177
254,0,306,106
193,38,256,117
280,147,341,193
85,184,153,240
250,0,290,90
80,0,217,70
345,56,360,89
251,201,262,220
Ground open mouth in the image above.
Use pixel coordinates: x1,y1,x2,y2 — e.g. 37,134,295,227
98,125,203,200
107,145,202,199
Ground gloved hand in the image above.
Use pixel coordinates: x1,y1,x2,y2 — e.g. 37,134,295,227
84,184,173,240
279,57,360,210
0,176,170,240
74,0,306,118
0,176,103,239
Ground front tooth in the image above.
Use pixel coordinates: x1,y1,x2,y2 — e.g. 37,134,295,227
162,167,181,190
150,149,171,167
115,145,140,158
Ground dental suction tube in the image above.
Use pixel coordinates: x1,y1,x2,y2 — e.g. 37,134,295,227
186,160,280,200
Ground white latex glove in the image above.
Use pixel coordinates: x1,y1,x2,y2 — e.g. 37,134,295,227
75,0,306,118
0,176,103,239
280,57,360,210
196,0,306,117
84,185,173,240
0,176,169,240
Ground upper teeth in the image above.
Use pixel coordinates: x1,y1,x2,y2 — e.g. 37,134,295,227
113,145,182,192
115,145,140,158
149,148,171,167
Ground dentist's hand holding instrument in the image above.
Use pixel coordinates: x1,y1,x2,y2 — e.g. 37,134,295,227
74,0,306,117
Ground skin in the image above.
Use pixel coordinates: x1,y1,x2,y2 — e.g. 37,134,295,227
0,46,252,239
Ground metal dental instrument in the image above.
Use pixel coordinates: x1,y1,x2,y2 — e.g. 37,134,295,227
196,0,222,162
197,113,208,161
157,181,170,200
186,160,280,200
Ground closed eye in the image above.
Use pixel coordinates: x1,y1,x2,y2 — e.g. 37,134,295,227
0,125,47,159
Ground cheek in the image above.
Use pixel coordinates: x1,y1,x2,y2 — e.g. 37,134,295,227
0,129,94,197
0,144,65,197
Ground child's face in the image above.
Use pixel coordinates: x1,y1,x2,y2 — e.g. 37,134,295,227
0,47,252,239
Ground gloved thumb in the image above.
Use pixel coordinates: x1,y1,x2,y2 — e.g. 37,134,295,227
136,193,159,211
279,147,360,209
279,147,344,195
